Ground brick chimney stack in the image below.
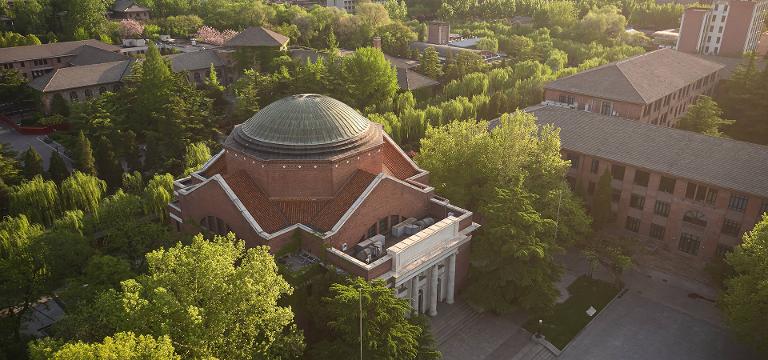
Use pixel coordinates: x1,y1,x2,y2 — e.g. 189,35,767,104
372,36,382,50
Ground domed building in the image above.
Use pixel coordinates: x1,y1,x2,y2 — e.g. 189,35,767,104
170,94,478,316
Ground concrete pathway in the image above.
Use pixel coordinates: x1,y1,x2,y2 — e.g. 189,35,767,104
0,124,72,169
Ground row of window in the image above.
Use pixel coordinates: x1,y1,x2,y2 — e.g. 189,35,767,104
68,84,121,101
1,57,62,69
625,211,742,237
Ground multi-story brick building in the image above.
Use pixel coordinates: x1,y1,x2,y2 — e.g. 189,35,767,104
0,40,123,80
29,60,132,112
170,94,478,316
527,105,768,264
543,49,724,127
677,0,768,57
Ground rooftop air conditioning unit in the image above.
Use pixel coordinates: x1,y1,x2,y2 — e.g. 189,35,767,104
342,243,348,251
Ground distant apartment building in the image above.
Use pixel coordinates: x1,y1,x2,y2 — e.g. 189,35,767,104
325,0,385,13
524,105,768,264
0,40,123,80
110,0,151,20
677,0,768,57
543,49,723,127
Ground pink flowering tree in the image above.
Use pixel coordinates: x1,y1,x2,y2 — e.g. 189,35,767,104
119,19,144,39
195,26,238,46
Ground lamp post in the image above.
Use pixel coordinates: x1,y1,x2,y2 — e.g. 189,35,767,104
537,319,543,338
359,286,363,360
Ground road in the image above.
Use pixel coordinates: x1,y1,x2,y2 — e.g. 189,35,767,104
0,123,73,170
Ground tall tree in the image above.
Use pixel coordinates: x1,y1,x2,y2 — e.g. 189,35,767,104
29,332,180,360
722,215,768,355
591,170,613,230
0,215,47,357
75,131,97,177
21,146,44,180
48,150,70,185
143,173,174,221
60,171,107,216
310,277,438,360
94,136,124,190
0,142,20,185
65,0,108,39
677,96,733,137
88,234,305,359
341,47,399,111
183,142,211,176
9,175,60,227
418,47,443,80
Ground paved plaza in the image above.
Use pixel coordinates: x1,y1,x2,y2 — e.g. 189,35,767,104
0,123,72,169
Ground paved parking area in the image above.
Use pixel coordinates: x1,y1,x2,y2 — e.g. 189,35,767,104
559,291,757,360
0,124,72,169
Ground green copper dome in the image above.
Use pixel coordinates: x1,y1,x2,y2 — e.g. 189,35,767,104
239,94,370,146
227,94,382,160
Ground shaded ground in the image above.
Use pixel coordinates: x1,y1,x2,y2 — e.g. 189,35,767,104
0,123,72,169
559,291,757,360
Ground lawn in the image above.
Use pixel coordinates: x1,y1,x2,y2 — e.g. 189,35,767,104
524,276,621,350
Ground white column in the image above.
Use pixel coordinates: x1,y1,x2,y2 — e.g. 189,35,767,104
429,265,438,316
410,275,419,313
446,253,456,304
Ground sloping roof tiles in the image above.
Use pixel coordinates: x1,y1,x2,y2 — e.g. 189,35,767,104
224,27,289,47
68,45,129,66
167,49,226,72
0,40,120,63
28,60,133,92
526,105,768,198
545,49,724,104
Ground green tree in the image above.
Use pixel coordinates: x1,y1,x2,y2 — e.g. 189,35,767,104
50,93,70,117
183,142,211,176
591,170,613,230
418,47,443,80
677,96,734,137
9,175,60,226
0,142,20,185
47,151,70,185
29,332,180,360
60,171,107,216
65,0,108,39
721,214,768,355
310,277,438,360
93,136,123,190
13,0,50,34
376,22,417,57
21,146,44,180
143,173,175,221
121,171,144,195
476,37,499,52
342,47,399,111
75,131,97,177
91,234,305,359
0,215,47,356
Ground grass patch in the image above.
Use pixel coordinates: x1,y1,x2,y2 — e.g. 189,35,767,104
524,276,620,350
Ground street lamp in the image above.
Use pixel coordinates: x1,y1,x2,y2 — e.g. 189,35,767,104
358,286,363,360
537,319,543,338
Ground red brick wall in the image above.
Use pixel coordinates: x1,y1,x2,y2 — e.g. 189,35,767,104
720,1,755,56
678,9,707,53
328,177,431,250
543,89,645,120
454,241,472,291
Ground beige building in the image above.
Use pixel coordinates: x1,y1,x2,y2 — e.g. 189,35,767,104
0,40,123,80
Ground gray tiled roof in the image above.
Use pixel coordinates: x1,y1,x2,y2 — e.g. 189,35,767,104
409,42,481,59
28,60,132,92
396,67,439,90
224,27,289,47
523,105,768,198
69,45,128,66
545,49,724,104
112,0,149,12
0,40,120,63
167,49,225,72
692,54,767,80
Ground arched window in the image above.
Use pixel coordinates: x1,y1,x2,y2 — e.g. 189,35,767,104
69,91,78,101
200,216,232,236
683,210,707,227
84,89,93,98
99,86,107,94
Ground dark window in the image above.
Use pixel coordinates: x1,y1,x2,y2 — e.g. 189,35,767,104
84,89,93,98
611,165,625,181
654,200,670,217
99,86,107,94
649,223,665,239
194,72,201,81
588,181,596,195
566,152,580,169
715,244,732,258
590,159,599,174
367,224,377,238
378,217,389,235
601,101,613,116
721,219,740,236
625,216,640,232
760,201,768,216
69,91,78,101
683,210,707,227
390,215,401,226
633,170,650,187
630,194,645,210
686,182,717,204
611,189,621,203
113,84,121,91
728,194,748,212
678,233,701,255
57,58,61,63
559,95,575,105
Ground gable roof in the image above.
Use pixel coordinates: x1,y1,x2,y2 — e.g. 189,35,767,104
68,45,128,66
545,49,725,104
224,27,289,47
525,105,768,198
112,0,149,12
28,60,132,92
167,49,226,72
396,67,439,91
0,40,120,64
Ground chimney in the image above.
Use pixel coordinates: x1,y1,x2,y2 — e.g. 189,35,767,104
372,36,382,50
427,21,450,45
